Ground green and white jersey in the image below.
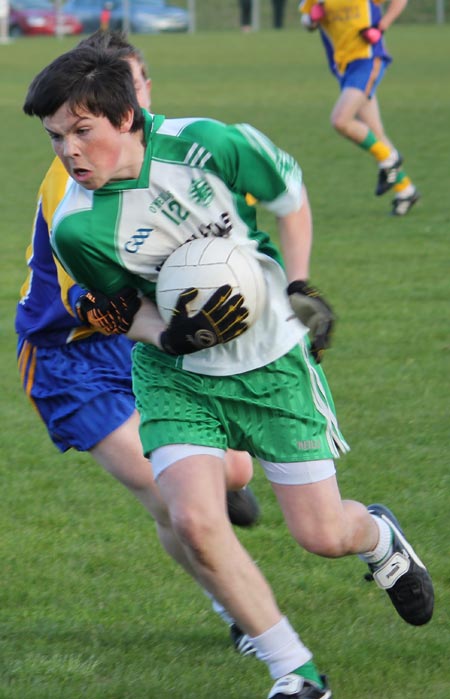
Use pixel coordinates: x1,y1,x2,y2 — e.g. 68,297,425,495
51,111,308,376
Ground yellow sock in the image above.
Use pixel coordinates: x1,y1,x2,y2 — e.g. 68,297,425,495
394,173,412,194
369,141,391,162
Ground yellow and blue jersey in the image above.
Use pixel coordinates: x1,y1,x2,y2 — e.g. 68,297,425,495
16,157,96,348
299,0,391,75
16,157,136,453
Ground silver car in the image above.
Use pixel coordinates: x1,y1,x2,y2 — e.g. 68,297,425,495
63,0,189,34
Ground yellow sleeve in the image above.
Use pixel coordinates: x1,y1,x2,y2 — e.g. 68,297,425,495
41,158,80,318
299,0,316,14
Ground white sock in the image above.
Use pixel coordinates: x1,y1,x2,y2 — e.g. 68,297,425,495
359,515,393,565
249,617,312,679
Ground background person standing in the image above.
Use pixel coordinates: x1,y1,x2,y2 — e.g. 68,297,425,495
272,0,287,28
238,0,252,31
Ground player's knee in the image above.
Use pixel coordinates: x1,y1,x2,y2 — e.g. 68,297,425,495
170,506,223,563
224,450,253,490
330,112,349,136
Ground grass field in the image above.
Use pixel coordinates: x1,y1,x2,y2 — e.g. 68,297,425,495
1,25,449,699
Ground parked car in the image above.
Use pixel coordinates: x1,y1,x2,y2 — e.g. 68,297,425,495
62,0,190,34
9,0,83,36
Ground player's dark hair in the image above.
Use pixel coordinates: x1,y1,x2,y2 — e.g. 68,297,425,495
23,46,144,133
77,29,150,81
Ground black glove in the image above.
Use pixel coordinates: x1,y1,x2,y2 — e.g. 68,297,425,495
287,280,334,363
160,285,248,356
76,287,141,335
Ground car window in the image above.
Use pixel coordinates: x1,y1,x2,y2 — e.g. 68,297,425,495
13,0,53,9
68,0,100,8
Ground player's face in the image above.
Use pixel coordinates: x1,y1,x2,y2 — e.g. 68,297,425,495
127,58,152,111
43,103,141,190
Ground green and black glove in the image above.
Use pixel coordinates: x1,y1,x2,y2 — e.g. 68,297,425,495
287,280,334,363
76,287,141,335
160,285,248,356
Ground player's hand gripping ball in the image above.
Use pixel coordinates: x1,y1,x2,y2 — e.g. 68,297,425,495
160,285,248,356
76,287,141,335
287,280,334,363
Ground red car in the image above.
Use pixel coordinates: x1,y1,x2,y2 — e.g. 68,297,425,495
9,0,83,36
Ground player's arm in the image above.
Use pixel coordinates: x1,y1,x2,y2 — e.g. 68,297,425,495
360,0,408,41
278,186,334,363
377,0,408,32
202,124,334,361
277,185,312,283
299,0,325,30
54,257,89,319
73,276,248,350
126,296,166,344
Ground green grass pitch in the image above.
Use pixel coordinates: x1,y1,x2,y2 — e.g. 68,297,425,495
0,24,449,699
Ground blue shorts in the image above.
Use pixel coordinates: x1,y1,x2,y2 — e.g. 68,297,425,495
17,334,136,452
339,57,388,98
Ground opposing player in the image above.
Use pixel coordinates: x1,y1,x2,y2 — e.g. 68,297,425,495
299,0,419,215
23,46,434,698
16,29,259,655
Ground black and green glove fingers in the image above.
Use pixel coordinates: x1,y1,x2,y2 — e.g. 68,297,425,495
160,285,249,356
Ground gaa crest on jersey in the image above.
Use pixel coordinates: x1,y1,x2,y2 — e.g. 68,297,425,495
125,228,153,253
189,178,213,207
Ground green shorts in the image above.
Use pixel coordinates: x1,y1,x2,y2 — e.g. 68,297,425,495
132,340,349,469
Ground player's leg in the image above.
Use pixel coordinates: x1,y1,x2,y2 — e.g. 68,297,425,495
271,476,379,557
331,58,403,196
356,93,393,146
224,449,253,490
358,96,419,212
271,474,433,626
93,414,255,511
91,414,261,655
134,346,329,697
224,449,261,527
90,410,167,521
96,417,259,526
253,343,433,629
18,337,257,650
330,86,370,142
153,448,328,697
20,333,258,526
154,450,277,633
89,412,209,580
18,337,195,576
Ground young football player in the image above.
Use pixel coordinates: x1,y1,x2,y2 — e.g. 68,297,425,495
23,45,433,698
299,0,419,215
16,29,260,657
